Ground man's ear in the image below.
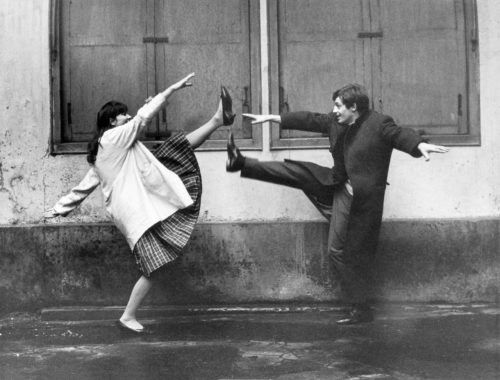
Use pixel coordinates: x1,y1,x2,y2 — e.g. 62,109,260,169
351,103,358,112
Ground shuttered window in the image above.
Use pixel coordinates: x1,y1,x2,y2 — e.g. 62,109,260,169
51,0,479,153
51,0,261,154
269,0,479,148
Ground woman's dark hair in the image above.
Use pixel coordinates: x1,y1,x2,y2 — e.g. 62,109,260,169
87,101,128,164
332,84,370,114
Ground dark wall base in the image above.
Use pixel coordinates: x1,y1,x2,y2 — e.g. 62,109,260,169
0,219,499,313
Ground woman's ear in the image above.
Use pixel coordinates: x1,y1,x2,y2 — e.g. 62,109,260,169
109,117,117,127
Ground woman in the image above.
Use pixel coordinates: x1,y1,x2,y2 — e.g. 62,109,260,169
44,73,235,332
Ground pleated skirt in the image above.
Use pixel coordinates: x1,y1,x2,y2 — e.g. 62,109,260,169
132,133,202,276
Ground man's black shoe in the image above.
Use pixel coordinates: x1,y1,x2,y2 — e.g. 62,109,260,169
226,132,245,172
336,305,374,325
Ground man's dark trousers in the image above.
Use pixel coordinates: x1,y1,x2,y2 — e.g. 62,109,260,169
240,157,368,303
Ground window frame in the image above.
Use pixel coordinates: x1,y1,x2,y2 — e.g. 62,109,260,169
49,0,262,155
268,0,480,150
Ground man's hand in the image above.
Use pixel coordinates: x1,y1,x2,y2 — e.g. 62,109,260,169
170,72,195,91
418,142,449,161
242,113,281,125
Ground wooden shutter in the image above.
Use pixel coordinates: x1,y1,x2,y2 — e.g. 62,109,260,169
61,0,151,143
55,0,260,152
151,0,260,148
374,0,469,136
271,0,366,148
270,0,479,148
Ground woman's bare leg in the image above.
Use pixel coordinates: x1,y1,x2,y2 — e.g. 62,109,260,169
186,100,223,149
119,275,153,331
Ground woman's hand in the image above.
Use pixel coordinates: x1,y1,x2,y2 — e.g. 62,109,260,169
141,73,195,122
43,208,59,218
170,72,195,91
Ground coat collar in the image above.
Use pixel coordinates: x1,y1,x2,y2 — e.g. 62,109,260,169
351,110,370,128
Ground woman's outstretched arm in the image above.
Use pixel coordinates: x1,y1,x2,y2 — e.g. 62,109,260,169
110,73,196,148
138,73,195,123
44,167,100,218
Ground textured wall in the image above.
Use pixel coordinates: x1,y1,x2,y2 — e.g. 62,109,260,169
1,219,498,313
0,2,499,313
0,1,499,226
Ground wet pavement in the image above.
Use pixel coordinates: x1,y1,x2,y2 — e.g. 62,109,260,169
0,304,499,380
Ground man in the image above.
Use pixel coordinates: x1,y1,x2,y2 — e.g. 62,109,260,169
226,83,448,324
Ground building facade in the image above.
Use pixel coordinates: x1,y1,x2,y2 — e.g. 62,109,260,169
0,0,499,311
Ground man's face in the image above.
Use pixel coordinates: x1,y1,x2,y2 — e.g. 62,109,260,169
333,96,357,125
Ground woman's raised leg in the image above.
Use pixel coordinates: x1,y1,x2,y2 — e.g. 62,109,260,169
186,100,224,149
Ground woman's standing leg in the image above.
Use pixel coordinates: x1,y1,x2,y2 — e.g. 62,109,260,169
119,275,154,331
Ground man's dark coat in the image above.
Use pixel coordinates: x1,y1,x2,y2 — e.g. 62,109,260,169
280,110,424,290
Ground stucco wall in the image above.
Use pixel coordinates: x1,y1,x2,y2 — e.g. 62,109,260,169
0,1,499,225
0,1,499,311
1,219,498,313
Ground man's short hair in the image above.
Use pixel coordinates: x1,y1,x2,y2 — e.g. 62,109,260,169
332,84,370,114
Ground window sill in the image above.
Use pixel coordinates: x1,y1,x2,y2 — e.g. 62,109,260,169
51,137,263,156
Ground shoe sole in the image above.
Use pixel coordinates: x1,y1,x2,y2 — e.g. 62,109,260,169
115,320,144,334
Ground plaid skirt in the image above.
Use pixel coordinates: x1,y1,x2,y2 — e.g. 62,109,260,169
132,133,202,276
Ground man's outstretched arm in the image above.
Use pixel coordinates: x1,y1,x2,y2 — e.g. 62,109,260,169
242,113,281,124
243,112,332,135
417,142,449,161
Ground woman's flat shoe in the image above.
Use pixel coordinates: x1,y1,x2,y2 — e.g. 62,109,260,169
221,85,236,126
115,320,144,334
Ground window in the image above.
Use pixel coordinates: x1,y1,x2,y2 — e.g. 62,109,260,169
51,0,480,153
50,0,261,154
269,0,480,148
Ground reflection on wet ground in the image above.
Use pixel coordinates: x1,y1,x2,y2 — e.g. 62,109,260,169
0,304,499,379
